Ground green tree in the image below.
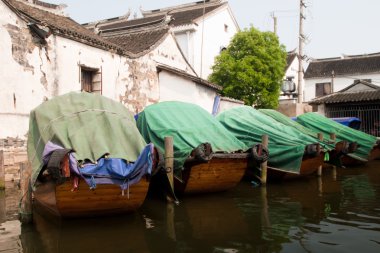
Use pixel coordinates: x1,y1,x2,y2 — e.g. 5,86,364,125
209,26,287,109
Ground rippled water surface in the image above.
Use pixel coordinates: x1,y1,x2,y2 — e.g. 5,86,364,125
1,160,380,253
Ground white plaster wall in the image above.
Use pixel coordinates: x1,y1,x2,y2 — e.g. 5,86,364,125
152,34,195,75
158,70,217,113
304,73,380,101
0,0,139,138
191,6,238,79
218,100,244,114
0,1,52,138
51,36,132,101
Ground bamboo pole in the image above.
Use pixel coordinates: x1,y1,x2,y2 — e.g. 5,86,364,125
317,133,323,177
260,135,268,185
164,136,179,204
330,132,337,178
0,150,4,190
330,133,336,142
19,161,33,224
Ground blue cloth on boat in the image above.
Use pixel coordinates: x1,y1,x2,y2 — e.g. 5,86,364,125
79,143,154,190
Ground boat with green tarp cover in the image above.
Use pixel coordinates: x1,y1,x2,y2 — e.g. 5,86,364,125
136,101,265,194
27,92,158,217
259,109,359,167
296,112,380,165
217,106,326,181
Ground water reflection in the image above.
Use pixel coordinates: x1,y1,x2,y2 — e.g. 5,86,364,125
0,161,380,253
20,211,149,253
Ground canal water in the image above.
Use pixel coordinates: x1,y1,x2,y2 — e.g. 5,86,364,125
1,160,380,253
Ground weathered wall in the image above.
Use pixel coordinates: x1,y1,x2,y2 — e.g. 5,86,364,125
277,102,312,117
0,0,159,138
0,1,52,139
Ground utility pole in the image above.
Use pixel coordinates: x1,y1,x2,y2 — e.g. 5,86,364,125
271,12,277,35
297,0,306,103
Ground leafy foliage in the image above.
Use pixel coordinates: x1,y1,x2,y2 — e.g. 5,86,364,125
209,26,287,109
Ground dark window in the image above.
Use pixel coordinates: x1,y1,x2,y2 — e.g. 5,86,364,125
315,82,331,97
80,66,102,94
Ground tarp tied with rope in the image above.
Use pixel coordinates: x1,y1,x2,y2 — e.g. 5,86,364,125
217,106,321,173
27,92,148,185
296,112,378,161
136,101,249,173
259,109,336,151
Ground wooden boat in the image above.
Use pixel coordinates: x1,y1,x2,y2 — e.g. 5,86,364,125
257,109,362,169
33,165,152,217
175,152,249,194
370,142,380,160
296,112,379,167
217,106,330,182
25,92,157,218
137,102,257,196
267,152,324,181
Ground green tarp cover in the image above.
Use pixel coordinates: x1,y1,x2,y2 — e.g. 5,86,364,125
217,106,320,173
136,101,248,172
27,92,147,185
296,112,378,161
259,109,335,150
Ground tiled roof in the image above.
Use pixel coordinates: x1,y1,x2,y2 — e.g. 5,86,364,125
2,0,126,54
167,4,223,26
105,27,170,55
157,64,222,91
84,1,225,32
309,89,380,104
339,79,380,92
305,53,380,78
99,15,166,31
310,81,380,105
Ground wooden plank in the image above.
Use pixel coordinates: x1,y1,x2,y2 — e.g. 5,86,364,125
184,156,247,194
0,150,4,189
55,179,149,217
19,162,33,223
260,135,269,185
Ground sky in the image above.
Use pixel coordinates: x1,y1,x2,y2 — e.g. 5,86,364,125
47,0,380,60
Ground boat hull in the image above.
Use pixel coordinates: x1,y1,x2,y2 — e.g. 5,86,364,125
267,153,324,181
369,144,380,160
33,177,150,218
174,153,248,195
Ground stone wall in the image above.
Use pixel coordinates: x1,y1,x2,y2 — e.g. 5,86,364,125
0,137,27,183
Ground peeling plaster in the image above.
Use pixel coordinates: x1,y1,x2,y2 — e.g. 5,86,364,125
5,24,36,73
121,59,159,113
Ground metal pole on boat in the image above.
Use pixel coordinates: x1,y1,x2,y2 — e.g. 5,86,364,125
260,135,268,185
317,133,323,176
19,161,33,224
165,136,175,198
0,150,4,190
